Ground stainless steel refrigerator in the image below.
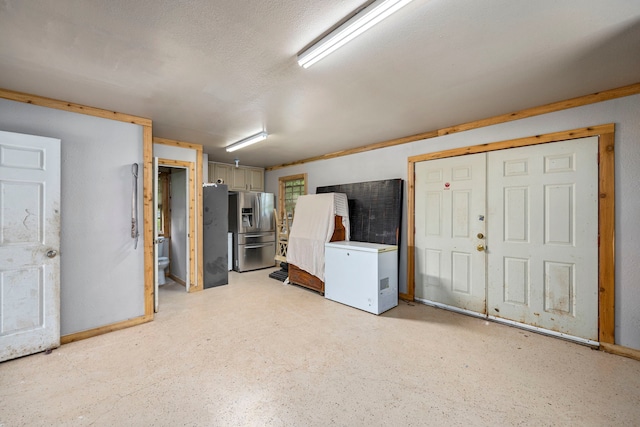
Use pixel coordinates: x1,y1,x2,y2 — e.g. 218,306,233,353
203,184,229,288
228,192,275,272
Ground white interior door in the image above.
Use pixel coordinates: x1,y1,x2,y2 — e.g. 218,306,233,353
0,130,61,362
414,153,487,314
153,157,159,312
487,137,599,341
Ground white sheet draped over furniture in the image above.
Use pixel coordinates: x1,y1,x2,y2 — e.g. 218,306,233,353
287,193,349,281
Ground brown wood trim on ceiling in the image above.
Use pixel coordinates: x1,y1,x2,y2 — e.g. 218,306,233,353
404,124,616,346
153,136,204,151
0,87,152,127
266,82,640,171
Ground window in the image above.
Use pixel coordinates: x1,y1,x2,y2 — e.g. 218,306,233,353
278,173,307,218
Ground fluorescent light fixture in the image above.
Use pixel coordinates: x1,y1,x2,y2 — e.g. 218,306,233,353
225,131,268,152
297,0,414,68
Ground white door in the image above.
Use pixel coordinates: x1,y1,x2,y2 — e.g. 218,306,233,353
153,157,159,312
414,153,487,314
487,137,599,341
0,130,61,362
414,138,599,342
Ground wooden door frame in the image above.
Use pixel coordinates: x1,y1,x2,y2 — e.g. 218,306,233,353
153,137,204,293
157,159,199,292
406,124,615,344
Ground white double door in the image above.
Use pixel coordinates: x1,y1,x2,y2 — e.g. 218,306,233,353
415,137,599,341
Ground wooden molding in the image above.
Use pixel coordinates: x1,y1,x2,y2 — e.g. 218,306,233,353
406,159,416,299
143,125,155,318
153,136,203,151
266,131,440,171
437,84,638,136
407,124,615,163
61,315,153,345
598,131,616,344
169,274,186,286
600,343,640,362
407,125,616,346
266,82,640,171
0,87,151,126
197,146,204,293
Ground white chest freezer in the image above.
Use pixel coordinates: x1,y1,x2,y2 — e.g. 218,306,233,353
324,241,398,315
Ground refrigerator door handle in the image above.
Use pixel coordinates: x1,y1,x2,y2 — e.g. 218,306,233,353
256,195,260,229
244,243,271,249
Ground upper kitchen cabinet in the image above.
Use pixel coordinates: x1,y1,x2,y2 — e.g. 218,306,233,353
246,167,264,191
209,162,233,185
208,161,264,192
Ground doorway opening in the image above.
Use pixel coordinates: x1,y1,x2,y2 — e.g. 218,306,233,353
154,158,197,312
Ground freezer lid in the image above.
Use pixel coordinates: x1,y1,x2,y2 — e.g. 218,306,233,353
325,240,398,253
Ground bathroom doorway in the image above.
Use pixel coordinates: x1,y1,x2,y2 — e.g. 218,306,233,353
154,158,196,312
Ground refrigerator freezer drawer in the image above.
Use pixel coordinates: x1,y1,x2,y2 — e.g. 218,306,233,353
237,232,275,245
236,241,276,272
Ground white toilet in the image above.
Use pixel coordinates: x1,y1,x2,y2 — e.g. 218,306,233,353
157,237,170,286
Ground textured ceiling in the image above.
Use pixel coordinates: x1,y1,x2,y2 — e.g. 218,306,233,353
1,0,639,168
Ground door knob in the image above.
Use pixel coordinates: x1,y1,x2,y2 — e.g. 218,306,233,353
477,233,484,239
476,244,485,252
46,250,58,258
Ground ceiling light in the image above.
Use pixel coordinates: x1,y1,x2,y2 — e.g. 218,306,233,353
225,131,268,152
297,0,414,68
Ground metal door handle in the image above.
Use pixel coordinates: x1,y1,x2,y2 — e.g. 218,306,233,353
46,249,58,258
476,244,485,252
256,196,260,229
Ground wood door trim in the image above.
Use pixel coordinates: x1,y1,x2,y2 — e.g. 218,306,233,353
405,124,616,345
157,158,199,292
143,126,154,317
153,136,204,293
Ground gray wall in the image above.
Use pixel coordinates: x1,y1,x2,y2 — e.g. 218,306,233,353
170,169,188,283
266,94,640,351
0,98,145,335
